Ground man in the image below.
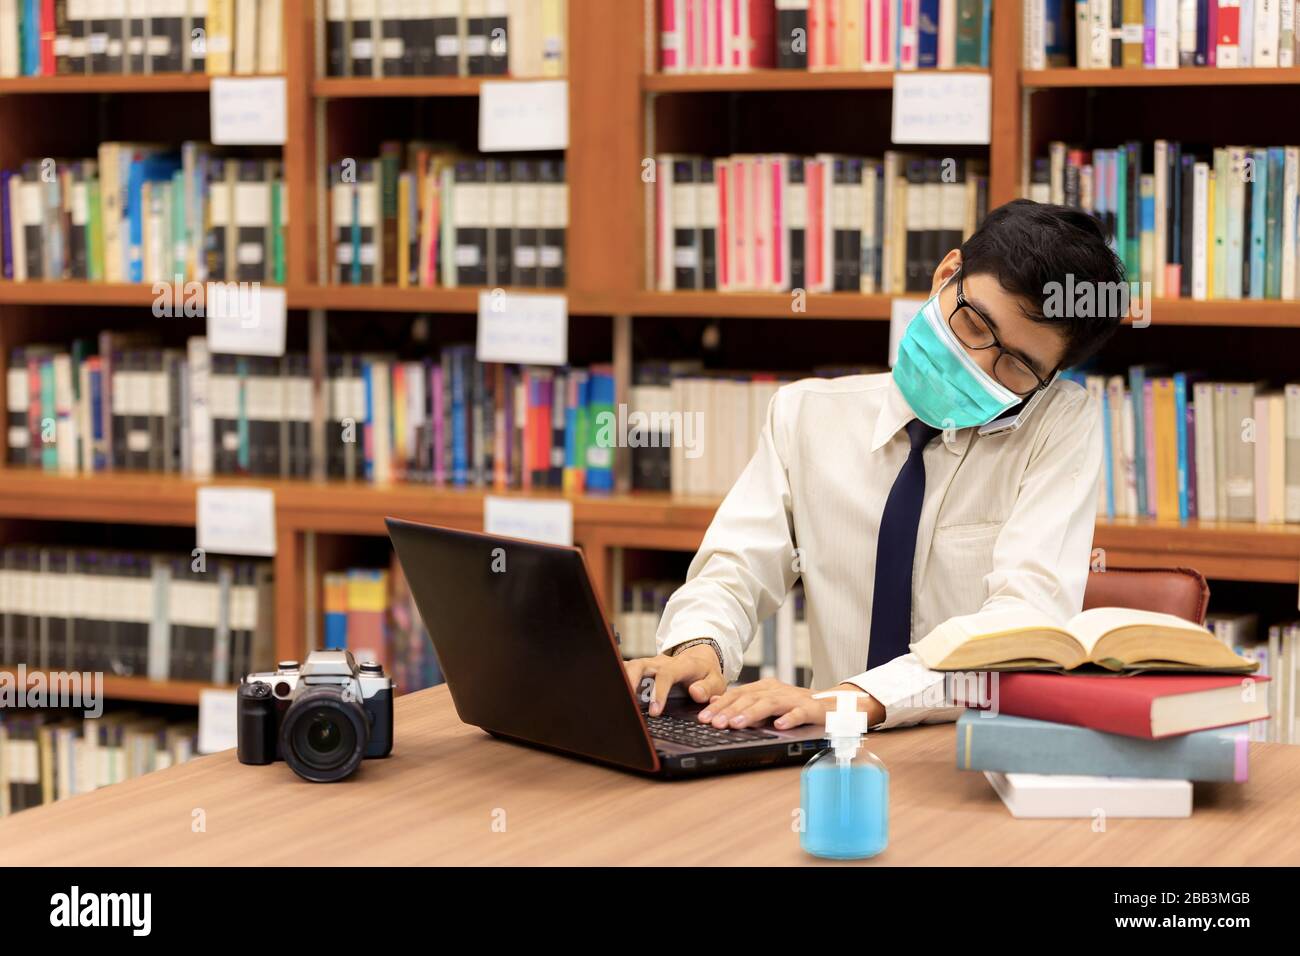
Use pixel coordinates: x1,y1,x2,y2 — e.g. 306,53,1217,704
625,200,1126,731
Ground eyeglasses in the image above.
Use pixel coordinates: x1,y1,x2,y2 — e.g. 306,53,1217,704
947,273,1054,397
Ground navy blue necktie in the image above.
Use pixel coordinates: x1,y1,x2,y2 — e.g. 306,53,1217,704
867,418,940,670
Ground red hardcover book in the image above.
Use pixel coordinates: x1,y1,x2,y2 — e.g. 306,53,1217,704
40,0,56,75
983,672,1271,739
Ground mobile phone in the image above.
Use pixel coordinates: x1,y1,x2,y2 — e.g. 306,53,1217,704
977,375,1058,437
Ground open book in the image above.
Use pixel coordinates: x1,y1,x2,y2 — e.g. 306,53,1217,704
911,606,1258,673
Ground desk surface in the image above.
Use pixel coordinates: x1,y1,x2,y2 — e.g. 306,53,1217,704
3,685,1299,865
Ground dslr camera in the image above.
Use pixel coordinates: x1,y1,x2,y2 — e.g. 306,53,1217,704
237,650,394,782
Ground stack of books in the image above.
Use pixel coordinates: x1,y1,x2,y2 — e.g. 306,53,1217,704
0,544,274,683
914,604,1273,818
1059,368,1300,524
659,0,993,72
1030,140,1300,301
322,557,444,695
324,0,567,78
1025,0,1300,70
0,0,284,77
654,153,988,294
0,709,199,817
1,144,287,284
328,148,567,290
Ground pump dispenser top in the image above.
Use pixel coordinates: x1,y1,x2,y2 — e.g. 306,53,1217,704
813,690,871,760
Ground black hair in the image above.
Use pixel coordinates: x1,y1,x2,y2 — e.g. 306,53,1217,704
959,199,1127,368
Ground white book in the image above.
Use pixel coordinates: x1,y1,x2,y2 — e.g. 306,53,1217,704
1242,0,1257,63
1285,383,1300,522
1192,162,1208,300
1284,146,1299,299
984,772,1193,819
1193,382,1218,520
938,0,957,67
1025,0,1045,69
1178,0,1199,63
1227,147,1248,299
1121,387,1138,515
1153,140,1168,297
1154,0,1179,65
1257,0,1281,64
1090,0,1110,67
1282,0,1296,64
0,0,18,76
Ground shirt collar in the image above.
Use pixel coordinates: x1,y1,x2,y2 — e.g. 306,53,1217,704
871,373,973,457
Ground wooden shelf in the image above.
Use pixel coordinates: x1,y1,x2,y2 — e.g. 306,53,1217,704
0,667,230,705
1022,66,1300,88
313,75,522,97
642,67,986,93
620,291,895,319
0,74,214,94
289,284,498,313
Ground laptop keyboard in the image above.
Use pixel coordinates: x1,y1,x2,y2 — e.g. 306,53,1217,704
646,713,779,748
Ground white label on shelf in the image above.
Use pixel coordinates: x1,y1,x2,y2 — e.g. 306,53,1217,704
210,77,288,146
476,291,568,366
479,79,569,152
484,496,574,547
206,284,287,357
198,688,239,755
891,73,991,146
889,297,926,367
196,487,278,557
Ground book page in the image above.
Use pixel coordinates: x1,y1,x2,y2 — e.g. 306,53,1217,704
1067,607,1207,656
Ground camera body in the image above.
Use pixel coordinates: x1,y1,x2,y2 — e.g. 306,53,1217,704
237,650,394,782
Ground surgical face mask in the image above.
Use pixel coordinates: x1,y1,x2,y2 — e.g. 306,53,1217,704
891,273,1021,430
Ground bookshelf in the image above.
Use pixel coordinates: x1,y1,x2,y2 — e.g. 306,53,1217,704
1,0,1298,710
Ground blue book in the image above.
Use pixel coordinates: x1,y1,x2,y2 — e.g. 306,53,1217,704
88,363,105,470
917,0,940,67
126,154,182,283
362,359,375,480
979,0,991,67
22,0,39,76
1100,387,1115,518
1173,371,1190,522
585,370,615,492
1266,147,1284,299
450,349,468,486
1127,364,1154,515
1249,148,1268,299
324,610,348,649
40,358,56,470
956,711,1251,783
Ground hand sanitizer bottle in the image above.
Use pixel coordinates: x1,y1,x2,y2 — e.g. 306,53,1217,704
800,690,888,860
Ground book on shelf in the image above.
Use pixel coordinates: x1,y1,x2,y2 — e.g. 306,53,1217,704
6,335,619,492
1062,367,1300,525
0,544,274,682
1032,140,1300,302
955,711,1253,781
661,0,992,73
329,147,565,290
323,557,444,695
325,0,566,78
912,605,1260,673
0,0,281,77
0,709,199,817
0,145,287,284
655,152,987,294
1025,0,1299,68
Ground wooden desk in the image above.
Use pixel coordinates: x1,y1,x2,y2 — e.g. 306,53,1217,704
2,685,1299,865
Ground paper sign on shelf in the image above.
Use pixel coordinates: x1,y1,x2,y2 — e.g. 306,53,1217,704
891,73,991,145
197,487,278,557
476,290,568,366
198,688,238,754
479,79,569,152
206,284,287,356
889,297,926,367
210,76,288,145
484,496,574,547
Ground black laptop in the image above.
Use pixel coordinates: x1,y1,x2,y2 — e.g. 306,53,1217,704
385,517,827,778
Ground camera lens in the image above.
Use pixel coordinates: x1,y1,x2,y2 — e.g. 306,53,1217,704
280,686,369,783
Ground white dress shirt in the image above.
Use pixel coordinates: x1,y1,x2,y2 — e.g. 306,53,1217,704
654,371,1103,729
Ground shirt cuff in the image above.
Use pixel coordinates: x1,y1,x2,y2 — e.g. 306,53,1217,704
840,653,964,730
657,626,743,683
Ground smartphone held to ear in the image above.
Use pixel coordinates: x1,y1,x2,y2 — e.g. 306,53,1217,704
977,375,1057,437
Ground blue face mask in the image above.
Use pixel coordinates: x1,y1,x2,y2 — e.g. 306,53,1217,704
892,275,1021,430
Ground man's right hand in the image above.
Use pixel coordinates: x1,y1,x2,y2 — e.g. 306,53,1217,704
624,645,726,717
